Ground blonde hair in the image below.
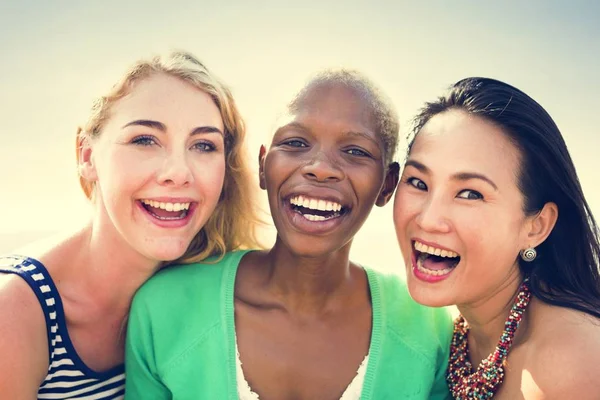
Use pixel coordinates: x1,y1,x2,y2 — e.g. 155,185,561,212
76,51,262,263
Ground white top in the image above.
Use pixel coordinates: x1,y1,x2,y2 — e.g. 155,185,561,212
235,341,369,400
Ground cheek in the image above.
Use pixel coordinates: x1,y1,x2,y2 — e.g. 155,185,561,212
263,154,291,190
352,182,382,209
392,189,421,259
467,208,520,237
335,162,385,209
101,166,153,204
458,211,488,236
393,188,419,233
97,148,157,188
457,209,523,263
192,157,226,200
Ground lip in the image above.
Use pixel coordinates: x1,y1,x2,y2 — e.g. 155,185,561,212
136,199,198,229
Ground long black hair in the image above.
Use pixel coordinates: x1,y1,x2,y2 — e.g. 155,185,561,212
409,77,600,319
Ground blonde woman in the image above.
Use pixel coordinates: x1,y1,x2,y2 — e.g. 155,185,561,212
0,52,260,399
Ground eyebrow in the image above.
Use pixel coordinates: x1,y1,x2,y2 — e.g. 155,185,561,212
405,159,498,190
122,119,224,136
344,130,381,147
274,121,308,136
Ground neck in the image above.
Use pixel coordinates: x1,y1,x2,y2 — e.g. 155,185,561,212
457,269,527,365
63,221,160,319
262,239,359,315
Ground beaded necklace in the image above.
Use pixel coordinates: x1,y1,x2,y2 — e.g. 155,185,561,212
446,280,531,399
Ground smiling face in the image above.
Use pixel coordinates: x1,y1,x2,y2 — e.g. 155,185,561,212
80,73,226,262
260,83,397,257
393,109,533,307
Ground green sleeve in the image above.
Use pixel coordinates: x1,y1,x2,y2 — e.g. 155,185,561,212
124,294,171,400
428,307,453,400
428,357,451,400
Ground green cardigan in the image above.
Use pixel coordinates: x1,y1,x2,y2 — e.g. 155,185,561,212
125,251,453,399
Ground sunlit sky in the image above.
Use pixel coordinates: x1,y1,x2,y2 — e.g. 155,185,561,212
1,1,599,269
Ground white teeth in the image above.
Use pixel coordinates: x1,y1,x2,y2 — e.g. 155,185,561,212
141,200,191,212
302,214,328,222
414,241,458,258
318,199,326,211
172,203,190,212
290,195,343,212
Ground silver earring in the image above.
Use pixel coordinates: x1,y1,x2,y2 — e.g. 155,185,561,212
520,247,537,262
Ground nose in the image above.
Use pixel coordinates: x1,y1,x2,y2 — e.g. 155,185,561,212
157,149,194,187
415,195,451,234
301,150,345,183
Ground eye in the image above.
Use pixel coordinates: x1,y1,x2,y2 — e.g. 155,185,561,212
131,135,156,146
344,148,371,157
281,139,308,148
457,189,483,200
407,177,427,191
192,141,216,152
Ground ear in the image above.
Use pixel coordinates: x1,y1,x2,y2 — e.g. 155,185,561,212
376,162,400,207
77,131,98,182
523,202,558,249
258,145,267,190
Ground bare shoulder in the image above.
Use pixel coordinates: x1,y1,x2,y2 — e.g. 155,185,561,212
14,229,82,263
525,303,600,399
0,273,49,395
235,250,271,298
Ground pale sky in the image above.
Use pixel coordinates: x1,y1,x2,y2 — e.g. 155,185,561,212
1,0,599,270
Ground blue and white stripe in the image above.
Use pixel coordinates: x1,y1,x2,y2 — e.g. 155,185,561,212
0,256,125,399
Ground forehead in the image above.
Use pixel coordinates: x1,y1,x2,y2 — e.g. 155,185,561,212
110,73,223,128
410,109,521,179
271,83,386,152
282,83,380,140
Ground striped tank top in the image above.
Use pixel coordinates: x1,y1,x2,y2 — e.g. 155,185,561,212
0,255,125,399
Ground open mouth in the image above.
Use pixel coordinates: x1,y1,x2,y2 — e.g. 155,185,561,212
139,199,191,221
413,240,460,276
289,195,348,222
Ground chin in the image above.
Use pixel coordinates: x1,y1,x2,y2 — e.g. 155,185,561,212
406,278,456,308
145,250,187,264
141,239,192,263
